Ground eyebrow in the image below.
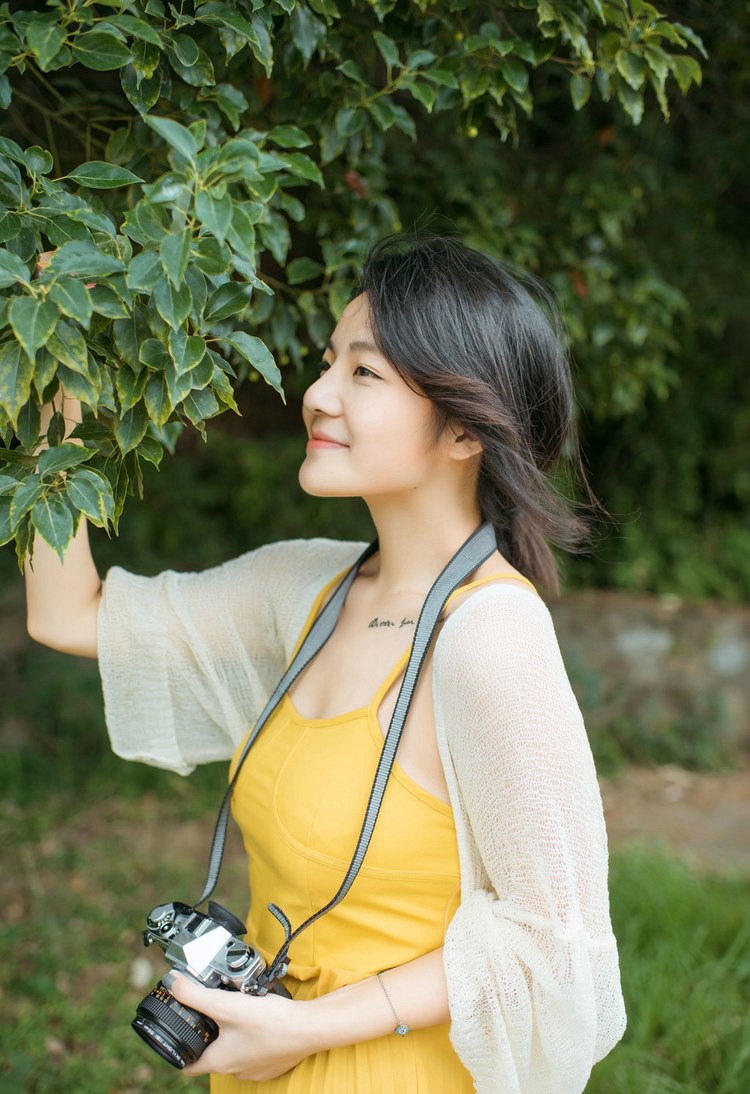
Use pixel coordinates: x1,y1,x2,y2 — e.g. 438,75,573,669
325,338,379,354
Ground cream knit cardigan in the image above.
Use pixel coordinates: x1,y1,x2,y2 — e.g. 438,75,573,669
98,537,626,1093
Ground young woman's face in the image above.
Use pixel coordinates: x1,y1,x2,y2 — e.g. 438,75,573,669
299,294,455,501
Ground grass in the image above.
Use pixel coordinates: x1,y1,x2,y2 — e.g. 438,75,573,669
587,850,750,1094
2,779,749,1093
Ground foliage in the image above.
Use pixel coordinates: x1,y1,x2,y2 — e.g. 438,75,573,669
588,849,750,1094
0,0,705,565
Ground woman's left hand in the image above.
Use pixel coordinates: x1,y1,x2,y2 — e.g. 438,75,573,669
167,973,318,1081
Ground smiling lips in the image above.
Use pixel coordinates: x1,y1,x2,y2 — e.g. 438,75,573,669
307,431,348,450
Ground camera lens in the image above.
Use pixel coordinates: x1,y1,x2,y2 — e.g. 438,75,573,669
131,980,219,1069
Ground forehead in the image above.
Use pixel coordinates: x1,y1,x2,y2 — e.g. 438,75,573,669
328,293,376,348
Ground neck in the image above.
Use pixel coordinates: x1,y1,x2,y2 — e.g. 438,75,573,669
363,494,484,596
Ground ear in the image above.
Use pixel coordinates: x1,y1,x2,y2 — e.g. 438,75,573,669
447,424,483,462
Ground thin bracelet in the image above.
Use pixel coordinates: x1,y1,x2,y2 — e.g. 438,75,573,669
376,972,410,1036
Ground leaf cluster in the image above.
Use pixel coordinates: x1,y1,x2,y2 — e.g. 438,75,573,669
0,0,705,563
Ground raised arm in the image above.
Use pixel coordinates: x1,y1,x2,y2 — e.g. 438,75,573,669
24,394,102,659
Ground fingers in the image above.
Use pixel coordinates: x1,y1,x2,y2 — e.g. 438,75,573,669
163,971,229,1021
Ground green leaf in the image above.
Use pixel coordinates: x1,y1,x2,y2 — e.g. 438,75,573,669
499,57,528,94
113,401,149,453
670,54,702,94
136,434,163,467
160,228,192,290
0,249,31,289
126,250,162,292
279,152,323,187
205,282,249,322
24,146,54,176
337,59,366,84
616,49,648,91
72,31,133,71
144,371,172,425
286,257,324,285
0,212,22,244
258,216,290,266
9,297,58,359
113,310,149,370
267,125,312,149
55,363,101,407
168,328,206,373
373,31,399,71
121,62,162,114
140,338,170,370
153,277,192,331
31,492,74,560
37,442,95,480
220,331,282,394
48,278,93,329
0,340,35,425
196,189,232,241
169,31,199,66
180,386,220,426
0,497,12,547
89,284,128,320
26,17,67,71
335,107,366,138
42,242,124,280
115,362,147,412
66,467,115,526
290,4,326,65
248,12,273,75
570,73,592,110
617,79,645,124
144,115,200,162
16,399,41,449
10,477,44,531
46,319,89,375
226,205,257,263
107,14,162,46
32,348,60,402
167,42,215,86
65,161,144,189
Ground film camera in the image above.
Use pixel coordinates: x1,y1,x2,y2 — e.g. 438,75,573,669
132,900,290,1069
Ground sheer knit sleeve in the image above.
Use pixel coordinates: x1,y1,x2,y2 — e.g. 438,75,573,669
97,538,364,775
433,586,626,1094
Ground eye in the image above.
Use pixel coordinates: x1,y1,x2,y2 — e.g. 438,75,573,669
317,360,331,375
354,365,379,379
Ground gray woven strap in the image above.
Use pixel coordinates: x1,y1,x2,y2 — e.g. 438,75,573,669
196,523,497,981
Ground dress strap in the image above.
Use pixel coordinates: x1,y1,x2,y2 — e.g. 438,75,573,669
443,570,537,606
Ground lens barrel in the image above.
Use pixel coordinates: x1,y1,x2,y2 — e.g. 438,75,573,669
131,981,219,1069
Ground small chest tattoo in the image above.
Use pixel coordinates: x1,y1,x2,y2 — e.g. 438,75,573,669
368,616,415,630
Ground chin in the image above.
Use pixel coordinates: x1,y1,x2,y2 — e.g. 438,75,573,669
298,466,347,498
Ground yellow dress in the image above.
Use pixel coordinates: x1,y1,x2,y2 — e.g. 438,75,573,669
212,572,529,1094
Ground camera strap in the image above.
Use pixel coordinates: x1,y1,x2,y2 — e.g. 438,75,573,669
195,521,497,984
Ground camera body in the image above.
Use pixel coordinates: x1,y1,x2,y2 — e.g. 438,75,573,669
132,900,289,1069
141,900,272,993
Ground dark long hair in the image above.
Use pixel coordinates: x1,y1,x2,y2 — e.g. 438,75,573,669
357,233,591,593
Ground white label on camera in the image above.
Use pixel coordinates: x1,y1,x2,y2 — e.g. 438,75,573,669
184,926,231,976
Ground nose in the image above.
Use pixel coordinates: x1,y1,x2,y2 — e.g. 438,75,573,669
302,364,342,418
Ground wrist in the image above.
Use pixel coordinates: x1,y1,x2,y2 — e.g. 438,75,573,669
300,976,395,1055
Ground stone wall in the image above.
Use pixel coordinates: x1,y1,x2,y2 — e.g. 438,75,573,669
549,590,750,757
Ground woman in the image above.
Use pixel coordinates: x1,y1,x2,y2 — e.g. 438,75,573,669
26,235,626,1093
